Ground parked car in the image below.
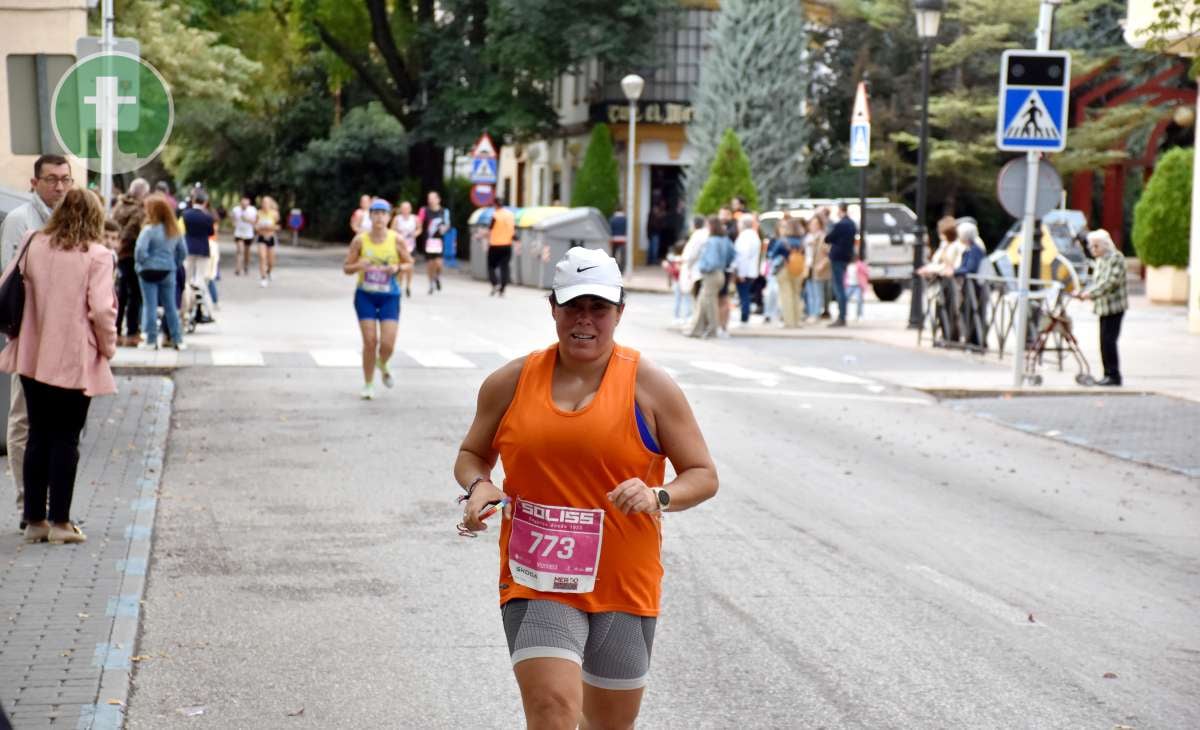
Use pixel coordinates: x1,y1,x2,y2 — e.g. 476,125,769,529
995,209,1089,278
763,197,917,301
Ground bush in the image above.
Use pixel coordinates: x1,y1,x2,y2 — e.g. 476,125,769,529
571,123,620,217
695,128,760,215
1131,146,1191,268
289,102,409,241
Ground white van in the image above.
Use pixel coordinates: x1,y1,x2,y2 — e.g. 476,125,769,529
760,197,917,301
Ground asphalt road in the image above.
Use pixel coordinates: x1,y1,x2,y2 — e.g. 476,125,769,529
123,245,1199,729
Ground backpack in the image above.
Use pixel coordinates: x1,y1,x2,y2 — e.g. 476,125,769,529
785,247,808,278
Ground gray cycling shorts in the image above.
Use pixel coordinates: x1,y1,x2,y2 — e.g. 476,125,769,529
501,599,657,690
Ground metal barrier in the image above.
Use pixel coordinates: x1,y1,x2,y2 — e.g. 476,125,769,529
917,274,1071,366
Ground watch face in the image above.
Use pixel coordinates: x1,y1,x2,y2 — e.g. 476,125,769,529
656,489,669,507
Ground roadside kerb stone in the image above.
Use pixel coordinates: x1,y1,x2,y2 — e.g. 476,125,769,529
0,376,172,729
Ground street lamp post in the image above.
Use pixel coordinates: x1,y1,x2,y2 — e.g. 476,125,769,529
907,0,944,329
621,74,644,278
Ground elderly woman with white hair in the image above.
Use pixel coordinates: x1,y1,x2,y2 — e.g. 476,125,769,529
1079,229,1128,386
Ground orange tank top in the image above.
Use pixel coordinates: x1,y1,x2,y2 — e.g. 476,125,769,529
489,208,515,246
493,344,666,616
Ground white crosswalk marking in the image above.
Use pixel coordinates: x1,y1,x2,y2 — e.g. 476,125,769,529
406,349,477,369
210,350,265,367
310,349,361,368
112,348,180,367
690,361,779,386
781,366,875,386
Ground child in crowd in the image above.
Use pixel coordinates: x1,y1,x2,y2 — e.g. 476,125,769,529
663,242,692,325
845,255,870,321
103,219,121,274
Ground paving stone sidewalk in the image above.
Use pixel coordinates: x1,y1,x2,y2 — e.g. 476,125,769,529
948,393,1200,478
0,377,173,730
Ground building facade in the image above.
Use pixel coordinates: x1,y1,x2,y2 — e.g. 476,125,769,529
0,0,88,192
494,0,831,265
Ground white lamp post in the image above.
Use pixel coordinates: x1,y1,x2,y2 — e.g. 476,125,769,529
621,73,644,277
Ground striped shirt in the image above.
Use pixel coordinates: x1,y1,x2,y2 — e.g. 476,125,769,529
1083,252,1128,316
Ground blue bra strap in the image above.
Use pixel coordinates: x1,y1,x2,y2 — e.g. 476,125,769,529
635,402,662,454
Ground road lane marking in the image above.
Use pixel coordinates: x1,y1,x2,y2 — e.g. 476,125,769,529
407,349,477,368
907,564,1045,626
677,383,930,405
782,366,875,385
112,348,180,366
690,361,779,386
210,350,265,366
310,349,361,368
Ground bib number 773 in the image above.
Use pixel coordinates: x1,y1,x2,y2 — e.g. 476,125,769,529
526,531,576,560
507,497,604,594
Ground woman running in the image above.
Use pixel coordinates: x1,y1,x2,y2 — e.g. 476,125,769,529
343,199,413,400
454,247,719,728
419,191,449,294
390,200,419,298
255,195,280,287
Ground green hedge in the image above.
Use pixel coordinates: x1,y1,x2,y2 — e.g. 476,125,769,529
1131,146,1191,268
571,123,620,217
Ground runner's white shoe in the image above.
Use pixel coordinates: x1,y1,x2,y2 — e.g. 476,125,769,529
381,367,394,388
360,383,375,400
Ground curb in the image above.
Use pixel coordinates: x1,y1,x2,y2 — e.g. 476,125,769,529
78,377,174,730
918,387,1158,400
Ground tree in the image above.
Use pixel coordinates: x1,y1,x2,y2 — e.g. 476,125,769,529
1131,145,1191,268
290,103,409,240
685,0,808,210
570,124,620,217
294,0,670,192
694,129,760,215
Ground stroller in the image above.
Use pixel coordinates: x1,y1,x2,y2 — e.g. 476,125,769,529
182,277,214,333
1022,285,1094,386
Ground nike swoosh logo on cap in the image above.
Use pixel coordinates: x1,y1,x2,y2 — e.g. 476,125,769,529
576,265,599,272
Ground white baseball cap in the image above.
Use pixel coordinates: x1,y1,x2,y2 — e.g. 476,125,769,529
552,248,623,305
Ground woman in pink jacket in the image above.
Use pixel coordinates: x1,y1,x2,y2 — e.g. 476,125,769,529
0,188,117,545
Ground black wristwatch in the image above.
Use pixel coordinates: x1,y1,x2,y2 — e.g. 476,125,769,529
651,487,670,511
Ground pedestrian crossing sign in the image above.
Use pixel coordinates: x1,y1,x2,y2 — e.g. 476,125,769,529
997,50,1070,152
469,156,498,184
850,123,870,167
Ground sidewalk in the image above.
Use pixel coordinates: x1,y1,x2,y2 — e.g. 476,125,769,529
623,265,1200,403
0,377,173,730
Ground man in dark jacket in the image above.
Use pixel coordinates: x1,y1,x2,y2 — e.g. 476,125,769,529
825,202,858,327
181,191,217,323
111,178,150,345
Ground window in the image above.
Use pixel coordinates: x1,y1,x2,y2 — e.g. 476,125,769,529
553,76,563,110
598,8,716,103
7,54,74,155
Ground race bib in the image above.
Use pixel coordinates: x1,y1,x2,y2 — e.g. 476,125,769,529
508,497,604,594
362,266,392,293
426,238,444,254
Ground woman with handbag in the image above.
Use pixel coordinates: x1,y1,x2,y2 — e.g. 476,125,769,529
0,188,117,544
135,194,188,350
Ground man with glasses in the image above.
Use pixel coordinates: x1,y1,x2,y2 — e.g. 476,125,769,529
0,154,72,530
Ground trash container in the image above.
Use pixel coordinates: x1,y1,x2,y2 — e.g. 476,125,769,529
467,207,494,282
525,208,612,289
513,207,570,288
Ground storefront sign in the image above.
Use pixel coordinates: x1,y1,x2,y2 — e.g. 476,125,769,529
590,101,694,126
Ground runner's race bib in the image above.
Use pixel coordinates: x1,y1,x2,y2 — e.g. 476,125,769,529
508,497,604,594
362,266,393,293
426,238,444,254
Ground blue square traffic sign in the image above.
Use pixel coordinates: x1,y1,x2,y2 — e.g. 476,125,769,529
996,50,1070,153
469,156,498,184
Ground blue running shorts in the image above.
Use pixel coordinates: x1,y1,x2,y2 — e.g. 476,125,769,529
354,289,401,321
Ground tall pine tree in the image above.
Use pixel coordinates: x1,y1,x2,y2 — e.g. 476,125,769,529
685,0,809,210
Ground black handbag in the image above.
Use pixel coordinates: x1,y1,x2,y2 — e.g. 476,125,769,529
0,233,33,338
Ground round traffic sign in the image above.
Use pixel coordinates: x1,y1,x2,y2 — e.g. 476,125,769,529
470,184,495,207
51,52,174,174
996,157,1062,219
